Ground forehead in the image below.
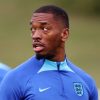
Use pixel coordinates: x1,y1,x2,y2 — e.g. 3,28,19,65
30,13,55,24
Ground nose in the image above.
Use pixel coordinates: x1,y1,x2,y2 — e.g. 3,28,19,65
31,29,42,41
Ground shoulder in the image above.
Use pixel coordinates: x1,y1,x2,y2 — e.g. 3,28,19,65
0,68,7,82
0,63,10,82
0,56,45,98
67,59,98,99
67,59,93,81
14,55,44,77
1,55,44,85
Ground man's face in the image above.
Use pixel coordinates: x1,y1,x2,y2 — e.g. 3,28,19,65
30,13,66,58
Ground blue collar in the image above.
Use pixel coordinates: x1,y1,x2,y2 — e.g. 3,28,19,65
38,59,74,73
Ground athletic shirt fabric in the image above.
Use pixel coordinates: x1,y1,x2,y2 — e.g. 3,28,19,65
0,68,7,83
0,55,98,100
0,63,10,83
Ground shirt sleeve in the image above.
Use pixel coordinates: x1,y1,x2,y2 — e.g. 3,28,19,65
89,79,98,100
0,72,22,100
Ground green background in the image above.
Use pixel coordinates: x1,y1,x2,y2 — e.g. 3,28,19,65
0,0,100,88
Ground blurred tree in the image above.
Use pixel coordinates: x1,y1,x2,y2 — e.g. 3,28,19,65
93,0,100,15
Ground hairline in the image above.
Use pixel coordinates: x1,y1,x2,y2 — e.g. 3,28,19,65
33,12,67,28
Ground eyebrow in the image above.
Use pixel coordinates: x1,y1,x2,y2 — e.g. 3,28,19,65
29,21,48,26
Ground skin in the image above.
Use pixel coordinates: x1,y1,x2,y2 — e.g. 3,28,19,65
30,13,69,61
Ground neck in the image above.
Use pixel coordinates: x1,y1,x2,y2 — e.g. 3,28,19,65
36,53,66,62
48,49,66,62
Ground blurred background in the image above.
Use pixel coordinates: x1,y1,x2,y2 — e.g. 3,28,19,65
0,0,100,91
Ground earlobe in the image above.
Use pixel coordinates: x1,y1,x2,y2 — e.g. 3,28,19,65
61,28,69,42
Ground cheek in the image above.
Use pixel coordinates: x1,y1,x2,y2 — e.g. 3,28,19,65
45,35,61,49
45,38,54,47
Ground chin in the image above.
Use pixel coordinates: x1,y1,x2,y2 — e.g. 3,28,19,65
36,53,55,60
36,53,45,60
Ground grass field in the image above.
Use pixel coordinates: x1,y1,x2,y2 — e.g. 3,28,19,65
0,1,100,88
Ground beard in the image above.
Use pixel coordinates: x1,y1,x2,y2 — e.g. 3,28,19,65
36,52,55,60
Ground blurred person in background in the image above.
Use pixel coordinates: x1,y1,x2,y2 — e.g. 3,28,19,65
0,5,98,100
0,62,10,83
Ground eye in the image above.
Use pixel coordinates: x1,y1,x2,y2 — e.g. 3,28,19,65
30,27,32,31
30,27,36,32
43,27,48,31
42,26,51,34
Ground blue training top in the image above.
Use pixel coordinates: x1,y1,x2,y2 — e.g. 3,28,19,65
0,68,7,83
0,63,10,83
0,55,98,100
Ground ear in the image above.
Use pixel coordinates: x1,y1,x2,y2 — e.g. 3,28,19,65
61,28,69,42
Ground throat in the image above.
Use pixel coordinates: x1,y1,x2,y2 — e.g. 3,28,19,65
36,50,66,62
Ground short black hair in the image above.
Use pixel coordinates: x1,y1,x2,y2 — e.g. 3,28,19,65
34,5,69,28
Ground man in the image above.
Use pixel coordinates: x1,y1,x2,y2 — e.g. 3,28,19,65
0,5,98,100
0,63,10,83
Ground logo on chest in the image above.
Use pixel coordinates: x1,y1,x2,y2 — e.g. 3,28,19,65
73,82,83,96
39,87,51,92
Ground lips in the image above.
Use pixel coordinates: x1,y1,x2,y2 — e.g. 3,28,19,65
32,42,45,53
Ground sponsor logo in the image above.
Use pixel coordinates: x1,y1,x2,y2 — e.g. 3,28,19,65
39,87,51,92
